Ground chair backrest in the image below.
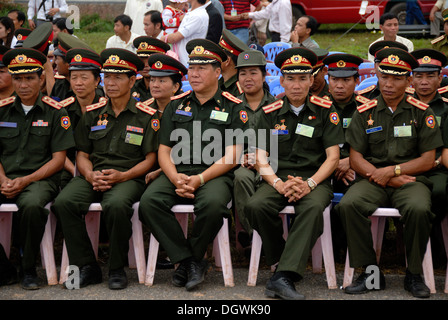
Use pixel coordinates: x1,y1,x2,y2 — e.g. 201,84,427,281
263,42,291,63
182,81,192,92
265,62,281,76
355,76,377,91
265,75,280,86
268,77,285,96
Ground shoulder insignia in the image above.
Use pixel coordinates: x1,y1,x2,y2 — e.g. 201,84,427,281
222,91,243,104
355,95,370,104
405,87,415,95
136,102,157,115
142,97,155,106
60,96,76,108
431,35,445,45
406,95,429,111
322,95,331,100
171,90,191,100
86,98,108,112
357,99,378,113
310,95,332,108
438,85,448,94
442,97,448,103
262,100,284,114
356,84,376,95
42,96,62,110
0,96,16,108
54,73,66,80
236,81,244,94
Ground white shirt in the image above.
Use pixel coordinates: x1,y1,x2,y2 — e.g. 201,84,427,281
124,0,164,36
248,0,292,43
367,35,414,62
27,0,68,20
176,5,209,66
105,32,140,54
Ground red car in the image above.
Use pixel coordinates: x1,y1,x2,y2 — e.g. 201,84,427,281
291,0,437,24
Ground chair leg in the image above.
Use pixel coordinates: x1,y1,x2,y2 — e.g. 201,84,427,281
145,233,159,286
0,211,13,258
40,206,58,285
343,251,354,288
422,239,436,293
320,205,337,289
441,215,448,294
247,229,262,286
59,241,69,284
129,202,146,284
311,238,323,274
216,218,234,287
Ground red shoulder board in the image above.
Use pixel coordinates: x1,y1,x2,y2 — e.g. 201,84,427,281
355,95,370,105
236,81,244,94
86,98,108,112
54,73,65,80
142,98,155,106
442,97,448,103
171,90,191,100
357,99,378,113
310,95,332,108
0,96,16,108
406,95,429,111
438,85,448,94
262,100,283,113
222,91,243,104
60,96,75,108
42,96,62,110
136,102,157,115
356,84,376,95
405,87,415,95
431,35,445,44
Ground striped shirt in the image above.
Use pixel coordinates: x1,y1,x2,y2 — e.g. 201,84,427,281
221,0,260,30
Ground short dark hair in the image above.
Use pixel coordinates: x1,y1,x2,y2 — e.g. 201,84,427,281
304,15,318,36
8,9,26,24
380,12,398,25
144,10,163,30
114,14,133,29
197,0,207,4
53,18,74,35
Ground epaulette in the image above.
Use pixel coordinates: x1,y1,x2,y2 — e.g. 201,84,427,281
262,100,283,113
310,95,332,108
86,97,108,112
406,95,429,111
442,97,448,103
42,96,62,110
356,84,376,95
438,85,448,94
135,102,157,115
54,73,65,80
355,95,370,105
171,90,191,100
236,81,244,94
142,97,155,106
431,35,445,45
405,87,415,95
357,99,378,113
0,96,16,108
60,96,75,108
222,91,243,104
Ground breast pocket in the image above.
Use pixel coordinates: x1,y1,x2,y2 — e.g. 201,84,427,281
28,126,51,155
276,133,292,157
120,130,144,156
301,125,323,153
0,127,20,155
396,136,418,158
367,131,387,159
88,128,109,153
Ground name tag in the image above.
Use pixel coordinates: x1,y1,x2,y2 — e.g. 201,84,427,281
272,130,289,135
343,118,351,128
125,132,143,146
0,122,17,128
91,125,106,131
210,110,229,122
231,8,237,16
295,123,314,137
176,109,192,117
394,125,412,137
366,126,383,134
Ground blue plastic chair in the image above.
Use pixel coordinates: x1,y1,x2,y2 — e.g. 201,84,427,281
265,75,279,86
182,81,192,92
359,62,374,70
355,76,377,91
263,42,291,63
268,77,284,96
265,63,281,76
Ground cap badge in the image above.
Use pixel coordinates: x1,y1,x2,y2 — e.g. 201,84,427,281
155,61,163,69
422,56,431,64
387,55,399,65
16,54,27,63
193,46,205,55
337,60,346,68
109,55,120,64
291,55,303,65
74,54,83,62
139,42,148,50
244,53,250,60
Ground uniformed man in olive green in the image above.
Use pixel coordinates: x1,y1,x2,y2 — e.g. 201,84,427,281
52,48,158,290
310,48,330,98
58,48,104,188
410,48,448,223
139,39,249,291
233,50,276,247
244,47,345,300
131,36,170,102
323,52,365,193
359,40,409,99
431,8,448,57
336,48,443,299
0,48,75,289
218,29,250,97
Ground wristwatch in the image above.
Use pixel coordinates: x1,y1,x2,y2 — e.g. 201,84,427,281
307,178,317,191
394,165,401,177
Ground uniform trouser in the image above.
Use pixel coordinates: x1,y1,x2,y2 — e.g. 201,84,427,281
245,180,333,277
426,169,448,220
233,166,261,236
336,178,435,274
52,176,145,270
138,173,232,264
1,180,58,271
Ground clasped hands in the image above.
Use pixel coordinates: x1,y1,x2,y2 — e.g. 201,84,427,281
172,173,201,199
88,169,124,192
366,166,415,188
1,177,30,199
274,175,311,203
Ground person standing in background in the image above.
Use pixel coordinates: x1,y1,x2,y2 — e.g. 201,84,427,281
124,0,164,36
27,0,68,29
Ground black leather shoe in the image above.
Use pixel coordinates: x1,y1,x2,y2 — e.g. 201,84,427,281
185,259,208,291
78,264,102,288
0,264,17,286
265,273,305,300
172,261,188,287
404,270,430,298
108,268,127,290
157,258,174,270
21,269,43,290
344,270,386,294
